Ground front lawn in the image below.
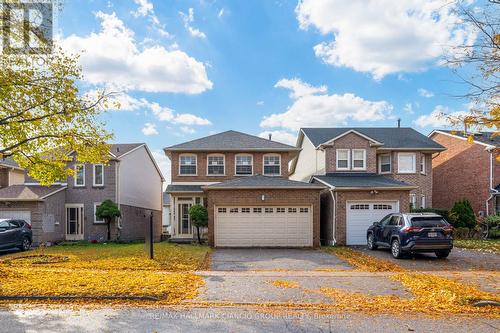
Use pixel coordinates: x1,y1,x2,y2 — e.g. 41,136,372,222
453,239,499,253
0,242,211,305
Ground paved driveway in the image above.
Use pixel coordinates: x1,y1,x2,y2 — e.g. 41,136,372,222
210,248,352,271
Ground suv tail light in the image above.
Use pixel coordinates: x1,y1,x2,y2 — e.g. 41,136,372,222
442,226,453,235
25,223,32,230
402,226,423,233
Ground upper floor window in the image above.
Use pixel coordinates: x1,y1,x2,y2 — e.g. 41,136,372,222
379,154,391,174
207,155,225,176
397,153,416,174
179,155,197,175
235,154,253,175
263,154,281,176
420,154,426,174
74,164,85,187
93,164,104,186
352,149,366,170
336,149,350,170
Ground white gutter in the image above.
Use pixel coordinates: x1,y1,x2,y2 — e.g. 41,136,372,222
486,149,498,215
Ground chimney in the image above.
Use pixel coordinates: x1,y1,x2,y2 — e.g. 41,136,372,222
268,133,272,141
397,118,401,128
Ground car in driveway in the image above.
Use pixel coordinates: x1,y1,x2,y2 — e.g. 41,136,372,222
0,219,32,251
366,213,453,259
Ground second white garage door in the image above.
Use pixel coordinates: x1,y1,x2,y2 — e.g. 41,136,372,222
215,206,313,247
346,201,398,245
0,211,31,224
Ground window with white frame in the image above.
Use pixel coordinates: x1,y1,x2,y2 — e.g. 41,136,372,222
398,153,416,173
94,203,104,223
336,149,350,170
207,155,225,175
93,164,104,186
352,149,366,170
420,154,426,174
263,155,281,175
410,193,417,209
235,155,253,175
421,195,426,209
74,164,85,186
179,155,197,175
379,154,391,173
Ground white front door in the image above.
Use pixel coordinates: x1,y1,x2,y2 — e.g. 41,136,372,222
215,206,313,247
65,204,84,240
346,201,398,245
177,202,192,237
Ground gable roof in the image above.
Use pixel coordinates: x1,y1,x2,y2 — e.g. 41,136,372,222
302,128,445,150
109,143,145,158
0,157,22,170
203,175,325,190
164,130,300,152
313,173,416,190
430,130,499,148
0,185,66,201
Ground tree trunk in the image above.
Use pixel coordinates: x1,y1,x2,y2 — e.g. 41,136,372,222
196,225,202,244
107,218,111,241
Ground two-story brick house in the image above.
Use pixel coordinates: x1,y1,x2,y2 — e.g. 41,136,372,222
429,130,500,216
164,130,325,247
289,128,445,245
0,144,164,245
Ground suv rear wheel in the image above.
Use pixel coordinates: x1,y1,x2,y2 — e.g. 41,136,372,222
435,250,450,259
20,237,31,251
367,233,377,250
391,239,403,259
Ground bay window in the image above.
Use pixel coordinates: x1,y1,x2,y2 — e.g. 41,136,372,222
397,152,416,174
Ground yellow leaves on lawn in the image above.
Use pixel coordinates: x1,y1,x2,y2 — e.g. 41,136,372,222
454,239,500,254
270,280,300,289
323,247,404,272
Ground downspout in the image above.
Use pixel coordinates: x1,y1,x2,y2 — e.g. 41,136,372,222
486,149,498,216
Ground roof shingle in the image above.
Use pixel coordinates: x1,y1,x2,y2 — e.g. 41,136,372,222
434,130,500,147
165,185,204,193
203,175,325,189
0,185,66,201
313,173,416,189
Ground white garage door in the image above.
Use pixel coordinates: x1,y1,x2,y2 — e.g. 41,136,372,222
215,206,313,247
0,211,31,224
346,201,398,245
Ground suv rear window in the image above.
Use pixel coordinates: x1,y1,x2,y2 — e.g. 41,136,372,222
410,217,449,228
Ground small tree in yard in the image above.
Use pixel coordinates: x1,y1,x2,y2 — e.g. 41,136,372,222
189,204,208,244
451,199,476,229
96,200,121,241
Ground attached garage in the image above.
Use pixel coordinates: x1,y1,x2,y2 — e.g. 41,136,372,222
346,201,398,245
215,206,312,247
0,210,31,224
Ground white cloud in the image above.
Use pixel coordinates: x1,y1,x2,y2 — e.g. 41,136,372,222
296,0,477,80
151,149,171,185
403,103,414,114
180,126,196,134
418,88,434,98
132,0,153,17
414,105,468,128
218,8,226,19
258,131,297,146
256,101,264,106
173,114,212,126
275,78,327,99
142,122,158,136
62,12,212,93
261,78,392,130
180,8,207,38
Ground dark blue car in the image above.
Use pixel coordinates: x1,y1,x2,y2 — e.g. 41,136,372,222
366,213,453,259
0,219,32,251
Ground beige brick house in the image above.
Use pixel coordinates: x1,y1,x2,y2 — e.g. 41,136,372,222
290,128,445,246
164,130,325,247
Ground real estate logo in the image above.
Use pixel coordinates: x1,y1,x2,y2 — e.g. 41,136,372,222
1,0,55,54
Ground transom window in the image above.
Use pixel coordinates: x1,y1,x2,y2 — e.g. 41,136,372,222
398,153,416,174
253,208,262,213
263,155,281,175
350,204,369,210
276,208,286,213
235,155,253,175
336,149,350,170
379,154,391,173
93,164,104,186
241,208,250,213
208,155,225,175
229,208,239,213
179,155,197,175
218,208,226,213
74,164,85,187
374,204,393,210
299,207,309,213
264,207,273,213
352,149,366,170
288,208,297,213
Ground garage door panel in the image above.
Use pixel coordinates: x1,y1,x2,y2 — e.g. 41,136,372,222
346,201,398,245
0,211,31,224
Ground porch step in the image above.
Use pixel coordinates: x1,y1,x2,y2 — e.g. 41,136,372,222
168,238,194,244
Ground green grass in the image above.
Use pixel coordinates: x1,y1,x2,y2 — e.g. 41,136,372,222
454,239,500,253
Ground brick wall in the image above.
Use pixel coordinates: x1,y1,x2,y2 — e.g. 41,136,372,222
119,204,162,242
205,189,322,247
0,169,8,187
324,132,377,173
168,151,291,182
431,132,493,214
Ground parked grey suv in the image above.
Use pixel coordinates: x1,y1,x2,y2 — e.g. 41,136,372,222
0,219,32,251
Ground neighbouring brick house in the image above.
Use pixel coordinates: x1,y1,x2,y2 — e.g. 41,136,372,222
0,158,25,189
429,130,500,216
290,127,445,246
164,130,325,247
0,144,164,245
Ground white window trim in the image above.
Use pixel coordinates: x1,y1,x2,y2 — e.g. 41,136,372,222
207,154,225,176
397,152,416,174
336,149,351,171
179,154,197,176
235,154,253,176
421,195,426,209
74,164,85,187
378,153,392,174
263,153,281,176
410,193,417,208
351,149,366,171
93,164,104,187
420,154,426,175
94,202,105,224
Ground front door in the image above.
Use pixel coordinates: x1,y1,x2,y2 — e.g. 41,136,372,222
177,203,192,237
65,204,84,240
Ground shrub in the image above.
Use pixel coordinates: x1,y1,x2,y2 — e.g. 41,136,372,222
450,199,476,228
453,227,470,239
188,204,208,244
484,215,500,228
